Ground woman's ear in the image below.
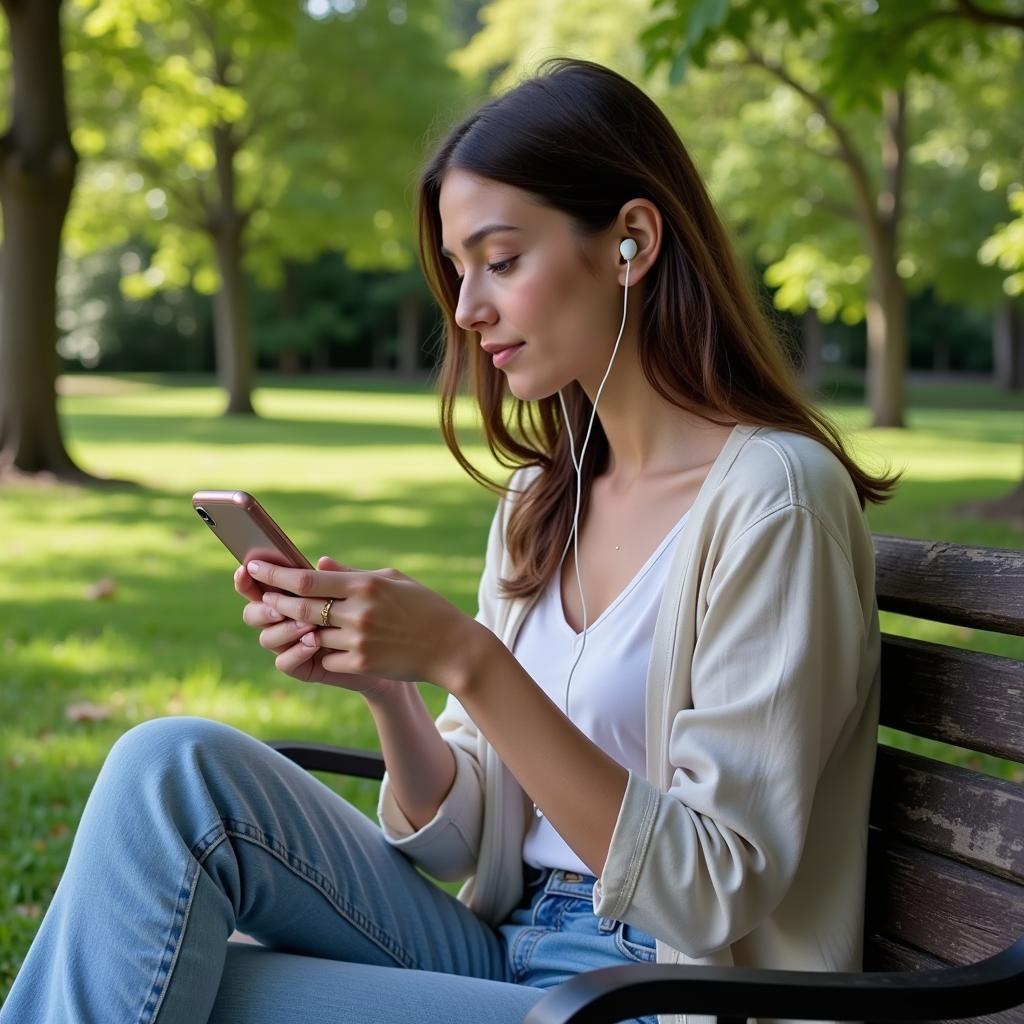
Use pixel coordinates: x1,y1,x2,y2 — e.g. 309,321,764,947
616,199,661,286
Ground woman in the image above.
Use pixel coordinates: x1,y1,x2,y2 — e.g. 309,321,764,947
2,58,899,1024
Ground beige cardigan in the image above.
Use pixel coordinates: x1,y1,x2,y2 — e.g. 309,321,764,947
377,423,881,1024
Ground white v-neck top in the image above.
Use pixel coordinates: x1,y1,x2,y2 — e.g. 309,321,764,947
515,508,691,874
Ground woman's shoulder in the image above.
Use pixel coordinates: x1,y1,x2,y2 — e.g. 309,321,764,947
713,424,866,536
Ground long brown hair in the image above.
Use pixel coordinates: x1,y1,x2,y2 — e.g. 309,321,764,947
416,57,900,600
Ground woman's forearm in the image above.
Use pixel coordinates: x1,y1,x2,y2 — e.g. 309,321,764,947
363,683,456,831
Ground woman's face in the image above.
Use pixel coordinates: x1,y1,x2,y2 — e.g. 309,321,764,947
438,169,624,402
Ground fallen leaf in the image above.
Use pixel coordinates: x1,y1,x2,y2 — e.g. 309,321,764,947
65,701,111,723
84,577,117,601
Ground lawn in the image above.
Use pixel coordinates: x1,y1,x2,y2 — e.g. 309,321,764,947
0,372,1021,998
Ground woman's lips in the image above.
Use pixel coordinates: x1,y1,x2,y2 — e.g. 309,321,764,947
492,343,525,368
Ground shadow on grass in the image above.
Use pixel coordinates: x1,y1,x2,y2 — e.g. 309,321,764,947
62,413,450,449
60,370,439,395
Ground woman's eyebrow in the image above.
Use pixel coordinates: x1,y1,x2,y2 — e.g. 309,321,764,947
440,224,521,259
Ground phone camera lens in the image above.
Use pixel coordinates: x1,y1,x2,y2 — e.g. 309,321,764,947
195,506,215,526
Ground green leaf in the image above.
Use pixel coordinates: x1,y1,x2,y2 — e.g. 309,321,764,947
669,47,690,85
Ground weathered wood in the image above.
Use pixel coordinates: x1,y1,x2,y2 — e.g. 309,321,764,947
880,634,1024,763
864,937,1024,1024
865,831,1024,966
873,535,1024,635
870,745,1024,882
865,932,950,971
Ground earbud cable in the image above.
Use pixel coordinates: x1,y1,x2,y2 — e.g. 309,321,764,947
555,255,632,720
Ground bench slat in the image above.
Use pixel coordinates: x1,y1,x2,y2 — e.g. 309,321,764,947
865,830,1024,966
880,634,1024,763
865,933,949,971
873,535,1024,636
864,937,1024,1024
869,745,1024,882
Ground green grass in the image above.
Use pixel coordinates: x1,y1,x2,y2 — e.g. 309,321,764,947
1,372,1022,998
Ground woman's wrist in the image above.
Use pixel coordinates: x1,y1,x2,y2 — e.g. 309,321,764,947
438,618,501,699
359,676,405,707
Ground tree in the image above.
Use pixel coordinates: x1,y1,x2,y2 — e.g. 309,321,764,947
66,0,464,415
703,29,1021,383
457,0,1019,421
0,1,96,481
643,2,971,426
868,0,1024,522
0,0,463,479
862,0,1024,523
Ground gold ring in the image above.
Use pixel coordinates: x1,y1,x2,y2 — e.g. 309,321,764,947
320,598,334,627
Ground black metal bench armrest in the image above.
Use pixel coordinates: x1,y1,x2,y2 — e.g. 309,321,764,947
522,938,1024,1024
267,740,386,780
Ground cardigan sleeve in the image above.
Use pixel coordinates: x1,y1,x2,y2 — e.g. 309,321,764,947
375,480,510,881
592,503,874,957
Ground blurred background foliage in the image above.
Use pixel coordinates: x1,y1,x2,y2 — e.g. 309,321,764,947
0,0,1019,404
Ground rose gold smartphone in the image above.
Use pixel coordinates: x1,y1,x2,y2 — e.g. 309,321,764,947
192,490,313,573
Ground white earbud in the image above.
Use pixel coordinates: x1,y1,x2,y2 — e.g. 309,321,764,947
619,237,637,261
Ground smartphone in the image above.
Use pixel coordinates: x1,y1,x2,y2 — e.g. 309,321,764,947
192,490,313,573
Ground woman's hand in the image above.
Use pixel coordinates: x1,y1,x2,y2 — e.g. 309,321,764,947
244,556,486,694
234,556,400,701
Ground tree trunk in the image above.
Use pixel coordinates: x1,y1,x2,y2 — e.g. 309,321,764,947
210,122,255,415
277,260,300,374
313,341,330,372
0,0,100,482
963,291,1024,524
799,309,824,397
863,89,907,428
370,331,390,371
865,259,907,427
994,300,1024,390
953,476,1024,523
278,346,301,374
396,291,420,377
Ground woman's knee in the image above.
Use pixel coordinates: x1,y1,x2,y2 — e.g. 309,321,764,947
100,715,257,790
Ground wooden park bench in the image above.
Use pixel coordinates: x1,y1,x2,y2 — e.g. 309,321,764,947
266,533,1024,1023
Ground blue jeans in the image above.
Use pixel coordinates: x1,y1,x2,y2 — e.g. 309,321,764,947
1,716,658,1023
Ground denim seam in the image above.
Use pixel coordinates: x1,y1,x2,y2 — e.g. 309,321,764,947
213,816,417,970
615,924,656,964
138,838,206,1024
508,926,545,983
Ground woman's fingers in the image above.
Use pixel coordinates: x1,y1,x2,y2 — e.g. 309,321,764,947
259,620,318,651
318,555,350,572
262,589,351,627
234,564,264,602
274,637,319,675
242,597,319,649
242,600,285,628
